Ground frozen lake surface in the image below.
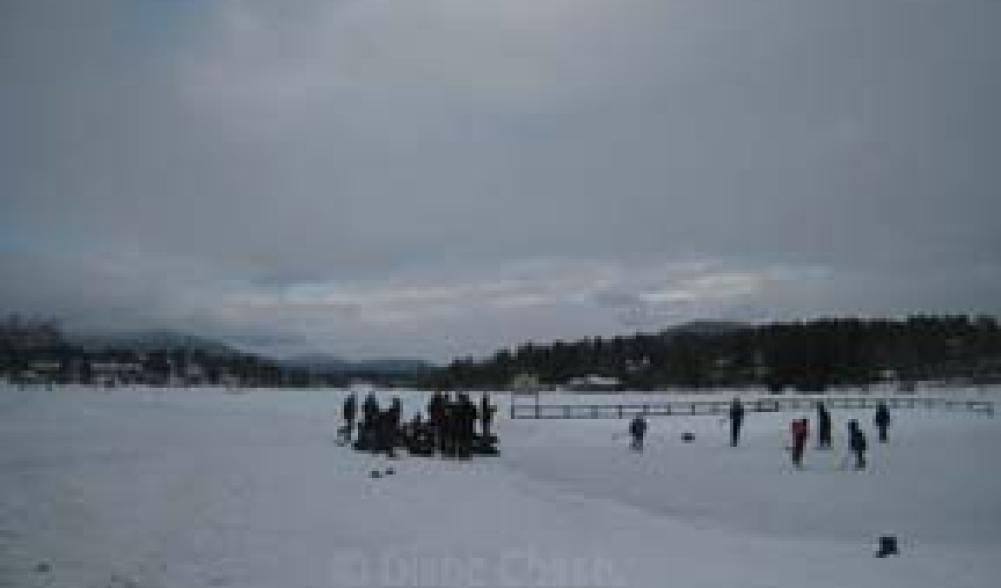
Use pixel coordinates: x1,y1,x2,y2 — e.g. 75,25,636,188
2,385,999,587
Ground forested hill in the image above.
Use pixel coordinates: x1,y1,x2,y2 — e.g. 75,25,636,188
429,316,1001,392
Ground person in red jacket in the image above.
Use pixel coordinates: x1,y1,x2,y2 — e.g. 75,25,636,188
790,418,809,468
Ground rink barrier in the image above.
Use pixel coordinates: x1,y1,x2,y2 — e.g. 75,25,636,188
509,396,995,419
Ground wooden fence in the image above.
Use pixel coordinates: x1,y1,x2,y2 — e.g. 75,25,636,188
509,395,995,420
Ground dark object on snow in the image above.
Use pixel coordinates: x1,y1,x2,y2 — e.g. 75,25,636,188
681,432,695,443
729,397,744,447
369,470,382,479
34,562,51,574
875,535,899,558
385,467,395,476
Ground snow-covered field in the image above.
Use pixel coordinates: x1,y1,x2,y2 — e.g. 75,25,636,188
2,385,999,588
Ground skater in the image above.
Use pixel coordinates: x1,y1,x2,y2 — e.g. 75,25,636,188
874,401,891,443
816,402,832,449
340,392,357,443
848,419,867,470
480,393,496,440
790,418,809,467
729,397,744,447
629,415,647,451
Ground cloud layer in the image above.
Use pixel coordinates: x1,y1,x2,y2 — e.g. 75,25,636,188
3,0,1000,359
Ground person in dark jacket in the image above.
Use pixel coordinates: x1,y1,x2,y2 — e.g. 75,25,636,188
357,392,380,450
340,393,357,442
442,394,457,457
428,391,446,453
378,408,397,457
480,393,496,440
848,419,867,470
387,396,403,451
389,397,402,427
874,402,891,443
362,392,379,428
729,397,745,447
816,402,832,449
456,393,476,458
629,415,648,451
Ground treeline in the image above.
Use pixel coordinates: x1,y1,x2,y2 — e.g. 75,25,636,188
426,315,1001,392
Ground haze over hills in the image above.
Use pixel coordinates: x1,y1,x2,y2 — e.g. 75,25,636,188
65,329,239,356
62,328,433,375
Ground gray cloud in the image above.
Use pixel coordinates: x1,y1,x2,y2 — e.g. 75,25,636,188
2,0,1000,360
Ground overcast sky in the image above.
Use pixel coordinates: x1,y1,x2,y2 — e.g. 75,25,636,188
2,0,1000,361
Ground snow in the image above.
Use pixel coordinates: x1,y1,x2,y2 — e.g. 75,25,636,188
2,385,1000,588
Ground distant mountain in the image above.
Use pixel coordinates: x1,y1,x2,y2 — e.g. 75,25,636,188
278,354,433,375
66,329,239,356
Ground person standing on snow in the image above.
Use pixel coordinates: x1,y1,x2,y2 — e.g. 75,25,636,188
387,396,403,450
816,402,832,449
629,415,648,451
341,392,357,442
362,392,379,428
790,418,809,467
874,402,891,443
848,419,867,470
442,394,458,456
358,392,380,449
729,397,745,447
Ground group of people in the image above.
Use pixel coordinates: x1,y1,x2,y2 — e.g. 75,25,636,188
788,400,890,469
780,399,891,469
627,396,894,471
339,391,497,459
